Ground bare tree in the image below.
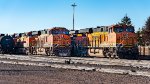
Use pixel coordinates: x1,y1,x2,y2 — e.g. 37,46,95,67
143,16,150,45
136,28,144,46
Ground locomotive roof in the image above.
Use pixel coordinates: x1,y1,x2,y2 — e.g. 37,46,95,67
93,26,109,32
110,24,134,28
79,26,110,33
47,27,68,30
79,27,93,33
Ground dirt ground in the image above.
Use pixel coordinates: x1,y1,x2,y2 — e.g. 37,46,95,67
0,63,149,84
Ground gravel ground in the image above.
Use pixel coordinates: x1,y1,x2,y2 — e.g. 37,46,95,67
0,63,149,84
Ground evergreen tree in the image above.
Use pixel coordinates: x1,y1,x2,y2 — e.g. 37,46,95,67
119,14,132,26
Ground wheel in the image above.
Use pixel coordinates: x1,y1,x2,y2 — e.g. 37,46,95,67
112,48,119,59
25,48,30,55
49,47,54,56
49,50,53,56
103,48,108,58
45,48,50,56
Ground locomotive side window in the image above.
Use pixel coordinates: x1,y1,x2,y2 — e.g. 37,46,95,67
64,31,69,35
51,29,69,35
61,30,69,35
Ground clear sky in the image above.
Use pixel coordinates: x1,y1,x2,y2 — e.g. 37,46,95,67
0,0,150,34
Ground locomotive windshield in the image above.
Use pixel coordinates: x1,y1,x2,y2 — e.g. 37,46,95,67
114,26,134,33
126,27,134,32
51,30,69,35
114,27,124,33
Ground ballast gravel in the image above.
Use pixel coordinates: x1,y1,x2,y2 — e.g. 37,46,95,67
0,63,149,84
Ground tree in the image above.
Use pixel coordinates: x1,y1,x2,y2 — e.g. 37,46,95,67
136,28,144,46
142,16,150,45
118,14,132,26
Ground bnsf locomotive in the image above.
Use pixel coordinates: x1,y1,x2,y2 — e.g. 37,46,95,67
78,24,139,59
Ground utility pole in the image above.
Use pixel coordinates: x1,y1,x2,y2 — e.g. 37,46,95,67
71,3,77,31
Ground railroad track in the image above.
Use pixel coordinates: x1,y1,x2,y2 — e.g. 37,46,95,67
0,54,150,77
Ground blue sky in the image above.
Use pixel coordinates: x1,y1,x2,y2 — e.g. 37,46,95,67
0,0,150,34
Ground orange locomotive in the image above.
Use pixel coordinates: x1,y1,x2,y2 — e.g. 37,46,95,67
31,27,71,56
105,24,138,59
12,32,37,54
79,24,139,59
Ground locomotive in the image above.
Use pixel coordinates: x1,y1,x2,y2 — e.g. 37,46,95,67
35,27,71,56
0,34,15,54
12,32,34,54
70,30,88,56
14,27,71,56
79,24,139,59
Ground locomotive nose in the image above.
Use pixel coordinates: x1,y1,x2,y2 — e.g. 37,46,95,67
0,36,15,53
58,34,71,46
119,32,135,46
